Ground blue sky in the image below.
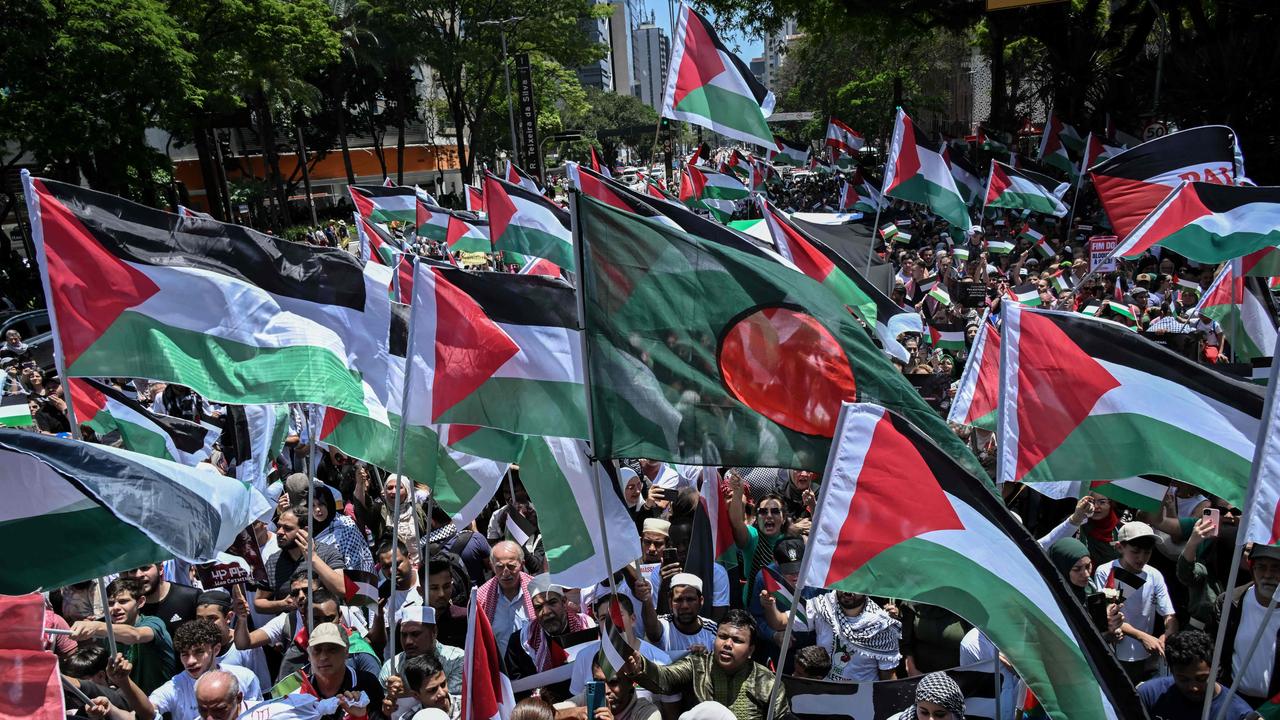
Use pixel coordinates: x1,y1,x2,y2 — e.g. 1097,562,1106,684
640,0,765,61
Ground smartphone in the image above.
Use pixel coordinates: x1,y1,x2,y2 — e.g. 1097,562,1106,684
1204,508,1221,537
657,487,679,503
662,547,679,567
585,680,606,718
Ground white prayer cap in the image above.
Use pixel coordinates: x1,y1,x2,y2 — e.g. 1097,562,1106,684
642,518,671,537
528,574,566,598
396,605,436,625
670,573,703,593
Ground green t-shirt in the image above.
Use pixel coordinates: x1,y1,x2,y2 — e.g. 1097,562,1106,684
127,614,177,694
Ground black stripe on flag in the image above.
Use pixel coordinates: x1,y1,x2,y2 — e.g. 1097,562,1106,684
38,179,368,311
784,666,998,720
1088,125,1237,179
390,302,410,358
492,175,571,227
1039,309,1264,416
687,6,771,108
85,378,212,456
434,268,577,329
1189,182,1280,214
877,409,1148,719
350,185,418,200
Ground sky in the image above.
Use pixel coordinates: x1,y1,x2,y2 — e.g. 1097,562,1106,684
639,0,765,62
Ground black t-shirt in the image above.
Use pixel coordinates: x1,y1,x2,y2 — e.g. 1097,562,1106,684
152,582,202,637
266,543,346,600
69,679,130,712
309,665,386,720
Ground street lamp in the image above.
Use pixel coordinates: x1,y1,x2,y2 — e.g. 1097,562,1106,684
477,16,525,160
538,131,585,185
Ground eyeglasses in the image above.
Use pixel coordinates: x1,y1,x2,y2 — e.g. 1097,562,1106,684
758,508,783,516
493,561,521,571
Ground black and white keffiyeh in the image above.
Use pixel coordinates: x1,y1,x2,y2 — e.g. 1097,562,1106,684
894,671,966,720
810,592,901,663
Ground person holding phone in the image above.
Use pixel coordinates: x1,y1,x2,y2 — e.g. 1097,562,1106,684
1178,512,1233,631
727,473,791,606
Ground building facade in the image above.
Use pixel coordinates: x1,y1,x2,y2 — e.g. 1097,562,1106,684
632,21,670,109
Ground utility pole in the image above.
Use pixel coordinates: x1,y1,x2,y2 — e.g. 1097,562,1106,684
478,17,525,158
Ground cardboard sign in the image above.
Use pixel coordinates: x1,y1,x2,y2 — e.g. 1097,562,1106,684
196,527,270,590
1089,235,1118,272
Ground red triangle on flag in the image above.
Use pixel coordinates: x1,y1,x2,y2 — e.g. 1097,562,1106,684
484,175,517,241
672,8,727,108
429,269,520,421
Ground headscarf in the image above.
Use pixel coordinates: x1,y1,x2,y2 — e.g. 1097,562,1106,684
1048,537,1091,601
895,671,966,720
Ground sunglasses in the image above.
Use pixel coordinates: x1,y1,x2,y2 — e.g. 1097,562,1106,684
758,508,784,516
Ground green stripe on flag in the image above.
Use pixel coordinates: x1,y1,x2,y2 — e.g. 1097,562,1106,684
674,86,774,147
494,225,575,270
433,378,587,440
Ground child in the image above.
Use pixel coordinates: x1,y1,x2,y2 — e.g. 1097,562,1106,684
69,577,178,694
1093,521,1177,683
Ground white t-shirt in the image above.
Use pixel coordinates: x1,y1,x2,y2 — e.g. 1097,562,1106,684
149,664,262,720
1094,560,1175,662
219,645,271,691
1234,588,1280,696
812,610,899,681
645,463,685,491
656,616,718,657
648,563,731,608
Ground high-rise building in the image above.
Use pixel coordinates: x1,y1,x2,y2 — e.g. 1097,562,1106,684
760,17,799,92
632,21,669,110
607,2,633,97
577,0,614,90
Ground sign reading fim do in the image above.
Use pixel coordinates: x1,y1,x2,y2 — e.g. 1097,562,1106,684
515,52,542,180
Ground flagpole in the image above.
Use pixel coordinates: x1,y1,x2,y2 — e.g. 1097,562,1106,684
981,160,994,231
992,655,1002,720
764,403,854,720
568,190,625,648
1230,258,1242,365
305,404,321,634
1213,592,1280,720
388,255,421,669
1064,134,1090,245
97,576,117,660
1202,329,1280,720
865,166,888,275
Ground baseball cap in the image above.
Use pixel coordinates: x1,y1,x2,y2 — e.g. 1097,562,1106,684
1250,543,1280,562
773,537,806,574
1117,521,1157,544
310,623,348,648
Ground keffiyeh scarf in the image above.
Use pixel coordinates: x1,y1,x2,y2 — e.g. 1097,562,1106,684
476,571,535,625
811,592,901,663
524,610,592,671
895,671,966,720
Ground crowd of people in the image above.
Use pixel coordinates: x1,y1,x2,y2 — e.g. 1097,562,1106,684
6,146,1273,720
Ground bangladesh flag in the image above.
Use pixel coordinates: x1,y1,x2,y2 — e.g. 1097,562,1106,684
758,199,923,363
996,304,1263,508
485,173,574,270
320,301,513,526
948,320,999,430
662,5,775,149
24,173,394,422
1191,259,1278,363
403,264,586,440
576,193,984,477
680,165,749,222
883,108,970,229
70,377,220,466
348,185,418,228
985,161,1069,217
518,436,642,588
1113,182,1280,263
803,403,1145,720
0,429,270,594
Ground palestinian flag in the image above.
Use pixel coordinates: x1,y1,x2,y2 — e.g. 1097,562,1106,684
485,173,574,270
320,301,513,525
836,181,859,212
414,185,438,207
230,403,291,495
1037,114,1080,178
1242,354,1280,549
0,429,270,594
761,565,807,629
939,143,984,206
70,378,220,466
354,213,400,266
688,467,736,579
505,160,541,193
414,202,454,245
589,145,612,178
680,165,749,222
241,695,343,720
1246,248,1280,278
644,179,677,201
596,589,636,679
879,224,900,242
1112,182,1280,263
1192,259,1278,363
1021,227,1055,258
952,246,970,262
516,256,562,279
24,174,394,420
770,138,809,167
461,587,516,720
348,185,418,228
986,238,1015,254
996,304,1264,508
883,108,970,229
1089,125,1241,237
566,161,634,213
1051,270,1073,293
466,185,486,215
445,214,491,254
661,5,776,149
927,283,952,307
785,668,997,720
1077,133,1123,179
1102,301,1137,323
758,199,923,363
1091,476,1171,513
985,161,1069,217
403,264,586,440
575,193,984,477
825,119,864,155
518,436,642,588
0,394,32,428
926,321,966,350
343,568,380,606
802,403,1146,720
948,320,999,430
1006,283,1042,307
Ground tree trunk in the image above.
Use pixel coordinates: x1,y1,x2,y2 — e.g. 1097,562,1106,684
336,101,356,185
257,90,290,230
369,103,388,180
192,127,227,221
988,14,1008,129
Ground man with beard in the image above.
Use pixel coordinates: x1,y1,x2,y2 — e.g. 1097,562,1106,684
120,562,202,638
805,591,901,681
1209,543,1280,708
505,575,596,702
623,609,789,720
260,503,347,613
369,538,423,657
649,574,717,657
425,553,469,650
378,606,463,696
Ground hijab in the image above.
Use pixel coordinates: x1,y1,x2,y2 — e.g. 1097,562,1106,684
1048,537,1091,601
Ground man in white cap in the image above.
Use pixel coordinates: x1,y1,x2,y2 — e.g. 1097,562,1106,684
380,606,463,699
640,519,672,565
505,575,596,702
650,574,717,657
1093,521,1177,683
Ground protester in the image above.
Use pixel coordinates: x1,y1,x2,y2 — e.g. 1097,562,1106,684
1095,522,1178,683
1138,629,1255,720
70,577,178,694
889,671,966,720
505,575,596,701
302,623,386,720
140,619,263,720
1208,543,1280,707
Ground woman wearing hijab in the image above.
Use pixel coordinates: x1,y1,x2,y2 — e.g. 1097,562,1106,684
892,671,965,720
1047,537,1124,642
